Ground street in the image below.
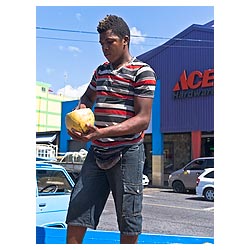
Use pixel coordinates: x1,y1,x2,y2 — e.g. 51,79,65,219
98,187,214,237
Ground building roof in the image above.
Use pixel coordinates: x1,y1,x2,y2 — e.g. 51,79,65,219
138,20,214,63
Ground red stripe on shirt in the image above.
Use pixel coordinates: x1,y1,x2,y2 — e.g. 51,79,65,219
97,91,133,100
133,79,156,87
94,108,134,117
96,74,133,84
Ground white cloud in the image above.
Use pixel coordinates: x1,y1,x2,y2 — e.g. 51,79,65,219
67,46,81,53
130,27,145,44
75,13,82,22
58,45,81,54
46,67,55,75
56,83,89,98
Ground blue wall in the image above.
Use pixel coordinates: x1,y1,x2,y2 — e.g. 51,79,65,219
60,100,78,153
138,23,214,133
152,80,163,155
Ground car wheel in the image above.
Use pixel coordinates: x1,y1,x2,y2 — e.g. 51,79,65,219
172,181,186,193
203,187,214,201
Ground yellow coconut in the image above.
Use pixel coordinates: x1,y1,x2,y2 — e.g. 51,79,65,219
65,108,95,133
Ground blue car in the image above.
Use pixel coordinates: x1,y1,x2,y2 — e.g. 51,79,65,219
36,162,75,228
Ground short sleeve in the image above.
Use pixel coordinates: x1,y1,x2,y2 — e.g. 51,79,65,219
133,65,156,98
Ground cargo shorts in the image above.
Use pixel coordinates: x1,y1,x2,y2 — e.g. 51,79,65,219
65,142,145,236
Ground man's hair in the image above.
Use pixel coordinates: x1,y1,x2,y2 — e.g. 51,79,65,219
97,15,130,42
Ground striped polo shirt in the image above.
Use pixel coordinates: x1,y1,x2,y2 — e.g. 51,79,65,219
89,57,156,149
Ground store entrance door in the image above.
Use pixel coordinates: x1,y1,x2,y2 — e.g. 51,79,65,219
201,135,214,157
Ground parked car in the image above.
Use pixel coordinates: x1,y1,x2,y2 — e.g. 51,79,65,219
143,174,149,186
168,157,214,193
196,168,214,201
36,162,75,228
59,150,87,169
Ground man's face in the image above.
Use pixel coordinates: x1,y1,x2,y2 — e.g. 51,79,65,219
99,29,128,65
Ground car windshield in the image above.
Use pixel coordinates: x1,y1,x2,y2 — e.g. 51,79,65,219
204,171,214,178
206,159,214,168
185,159,214,171
37,169,73,195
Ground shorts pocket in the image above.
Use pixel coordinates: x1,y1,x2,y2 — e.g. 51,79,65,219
122,183,143,216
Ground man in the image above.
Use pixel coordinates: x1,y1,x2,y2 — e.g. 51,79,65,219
66,14,156,244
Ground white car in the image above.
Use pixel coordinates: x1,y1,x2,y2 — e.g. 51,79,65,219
143,174,149,186
196,168,214,201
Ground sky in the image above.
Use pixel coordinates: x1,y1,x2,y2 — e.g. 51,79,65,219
36,6,214,98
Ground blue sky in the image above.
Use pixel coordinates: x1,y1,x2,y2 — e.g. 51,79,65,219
36,6,214,98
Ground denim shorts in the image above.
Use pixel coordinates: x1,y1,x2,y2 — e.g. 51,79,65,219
66,142,145,235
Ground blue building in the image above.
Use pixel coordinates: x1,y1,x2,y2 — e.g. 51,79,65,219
59,21,214,187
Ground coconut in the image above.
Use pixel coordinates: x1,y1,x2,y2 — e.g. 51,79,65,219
65,108,95,133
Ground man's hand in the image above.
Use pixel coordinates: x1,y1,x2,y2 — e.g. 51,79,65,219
74,103,86,110
67,124,100,142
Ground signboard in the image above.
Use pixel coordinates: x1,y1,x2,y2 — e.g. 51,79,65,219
173,69,214,99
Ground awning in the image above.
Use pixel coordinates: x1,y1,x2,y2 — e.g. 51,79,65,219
36,134,57,143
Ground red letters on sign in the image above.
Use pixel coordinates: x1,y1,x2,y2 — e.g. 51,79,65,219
202,69,214,88
173,69,214,91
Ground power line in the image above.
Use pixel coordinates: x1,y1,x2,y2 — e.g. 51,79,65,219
36,35,213,49
37,27,97,35
36,36,97,44
36,26,214,43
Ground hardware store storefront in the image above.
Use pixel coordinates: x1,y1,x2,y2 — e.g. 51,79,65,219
138,21,214,186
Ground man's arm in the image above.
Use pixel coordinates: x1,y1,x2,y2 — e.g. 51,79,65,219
76,86,96,109
67,86,96,141
76,96,153,142
100,96,153,136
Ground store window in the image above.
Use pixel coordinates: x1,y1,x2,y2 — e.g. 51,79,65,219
201,136,214,157
164,142,174,173
143,142,152,176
